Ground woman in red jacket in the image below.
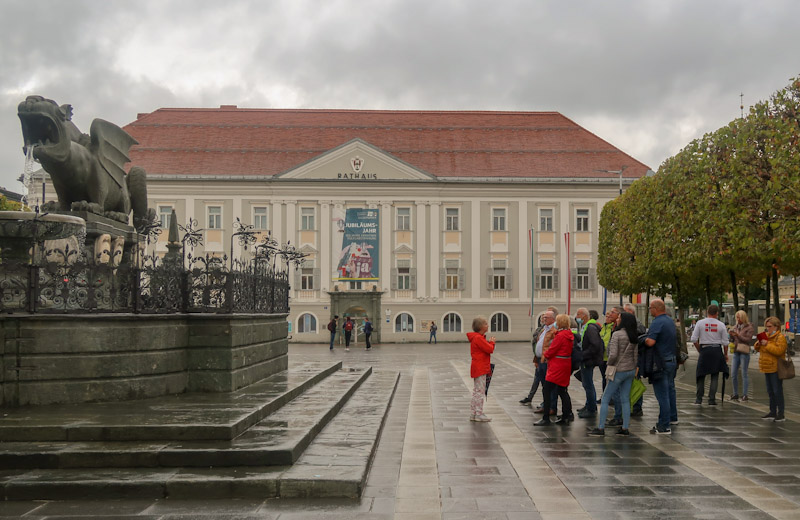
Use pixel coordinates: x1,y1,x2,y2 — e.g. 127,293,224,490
468,316,496,422
534,314,574,426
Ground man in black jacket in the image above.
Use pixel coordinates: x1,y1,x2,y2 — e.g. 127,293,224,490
576,308,604,419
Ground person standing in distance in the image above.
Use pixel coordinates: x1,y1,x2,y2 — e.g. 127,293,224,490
645,299,678,434
429,321,438,344
327,315,339,350
343,317,354,351
468,316,496,422
363,316,373,350
690,304,729,405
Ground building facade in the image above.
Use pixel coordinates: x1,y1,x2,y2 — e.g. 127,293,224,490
125,108,651,343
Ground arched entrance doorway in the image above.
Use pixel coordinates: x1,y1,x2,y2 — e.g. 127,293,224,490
327,289,383,344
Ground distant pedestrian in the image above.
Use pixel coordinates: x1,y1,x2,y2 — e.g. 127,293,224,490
327,315,339,350
468,316,495,422
343,317,354,351
429,321,438,344
364,316,373,350
690,304,729,405
645,299,678,434
729,310,754,401
756,316,787,422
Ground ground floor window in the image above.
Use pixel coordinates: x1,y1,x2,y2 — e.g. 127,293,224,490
444,313,461,332
297,313,316,333
395,313,414,332
491,313,509,332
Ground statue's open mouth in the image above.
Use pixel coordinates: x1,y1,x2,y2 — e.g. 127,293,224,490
19,112,61,152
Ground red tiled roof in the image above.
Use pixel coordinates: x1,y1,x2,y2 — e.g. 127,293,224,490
123,108,650,179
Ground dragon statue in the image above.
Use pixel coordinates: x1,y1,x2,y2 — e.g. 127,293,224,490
18,95,154,230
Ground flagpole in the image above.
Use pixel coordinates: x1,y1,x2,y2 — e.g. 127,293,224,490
529,226,535,334
564,231,571,315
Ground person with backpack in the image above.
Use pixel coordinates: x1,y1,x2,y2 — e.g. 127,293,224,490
343,317,354,351
327,315,338,350
363,316,373,350
575,308,603,419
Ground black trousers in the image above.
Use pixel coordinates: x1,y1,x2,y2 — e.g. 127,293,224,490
542,380,572,421
365,333,371,349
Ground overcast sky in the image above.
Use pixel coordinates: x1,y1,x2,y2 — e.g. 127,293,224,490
2,0,799,194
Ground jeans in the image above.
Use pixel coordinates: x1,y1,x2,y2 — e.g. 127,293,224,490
696,372,719,403
329,331,336,349
731,352,750,396
365,333,372,349
598,369,635,430
536,362,559,412
542,380,572,421
652,360,677,430
764,372,785,415
580,365,597,413
429,332,437,344
526,361,543,399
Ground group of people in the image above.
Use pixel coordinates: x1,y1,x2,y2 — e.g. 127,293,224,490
467,300,789,433
327,315,373,351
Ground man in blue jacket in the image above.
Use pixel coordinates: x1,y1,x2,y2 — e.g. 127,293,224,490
645,299,678,434
364,316,373,350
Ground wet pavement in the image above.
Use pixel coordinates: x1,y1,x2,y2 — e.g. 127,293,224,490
2,341,799,519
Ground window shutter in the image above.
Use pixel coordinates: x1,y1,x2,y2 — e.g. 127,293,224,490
486,268,494,290
506,268,513,287
293,270,301,289
571,270,578,289
553,268,560,290
457,268,466,290
410,268,417,290
534,269,541,290
589,268,597,290
439,268,446,290
390,268,398,290
313,268,320,291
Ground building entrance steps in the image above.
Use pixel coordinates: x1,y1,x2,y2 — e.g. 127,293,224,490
0,361,341,443
0,366,400,500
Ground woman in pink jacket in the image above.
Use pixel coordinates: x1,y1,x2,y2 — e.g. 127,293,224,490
534,314,574,426
468,316,496,422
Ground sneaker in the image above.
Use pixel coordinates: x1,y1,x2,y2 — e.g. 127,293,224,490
693,400,702,406
616,428,630,436
519,397,533,405
761,412,776,420
741,395,750,402
366,347,371,351
587,427,605,436
708,400,717,406
670,419,679,425
606,418,623,427
577,406,587,413
649,426,671,435
345,347,350,351
578,410,597,419
472,414,491,422
533,418,552,426
730,395,739,402
469,414,476,421
774,414,786,422
630,409,644,417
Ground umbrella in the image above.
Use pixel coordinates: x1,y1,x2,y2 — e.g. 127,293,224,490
485,363,496,396
720,362,730,408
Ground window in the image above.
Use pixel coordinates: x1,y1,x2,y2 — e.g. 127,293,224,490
300,207,315,230
492,259,507,290
576,260,590,290
492,208,506,231
491,313,509,332
297,313,316,333
539,259,554,290
445,208,460,231
349,281,363,290
253,207,268,230
443,313,461,332
395,313,414,332
208,206,222,229
576,209,589,232
540,208,553,231
158,205,173,229
445,259,460,290
397,259,411,290
396,207,411,230
301,267,314,290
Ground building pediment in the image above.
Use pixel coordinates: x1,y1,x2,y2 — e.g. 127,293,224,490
274,139,436,181
393,244,416,254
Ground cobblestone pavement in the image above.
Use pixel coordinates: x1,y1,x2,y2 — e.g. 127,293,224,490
2,341,799,519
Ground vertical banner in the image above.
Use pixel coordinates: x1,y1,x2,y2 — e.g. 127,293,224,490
335,208,380,281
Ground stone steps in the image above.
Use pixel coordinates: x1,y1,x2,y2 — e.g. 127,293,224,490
0,369,400,500
0,361,341,442
0,366,371,469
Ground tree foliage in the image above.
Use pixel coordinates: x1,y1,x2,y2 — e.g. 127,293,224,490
599,76,800,311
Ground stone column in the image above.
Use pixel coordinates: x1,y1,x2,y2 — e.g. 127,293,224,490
428,202,441,299
517,200,528,303
380,201,392,292
320,200,332,295
285,201,297,296
415,201,427,297
272,201,283,246
232,196,243,259
471,199,481,300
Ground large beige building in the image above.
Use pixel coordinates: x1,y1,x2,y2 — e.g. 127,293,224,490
125,108,651,343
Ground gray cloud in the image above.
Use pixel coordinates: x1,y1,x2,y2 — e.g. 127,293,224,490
2,0,798,191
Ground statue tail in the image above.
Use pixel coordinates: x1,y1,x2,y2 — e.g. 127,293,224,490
127,166,154,231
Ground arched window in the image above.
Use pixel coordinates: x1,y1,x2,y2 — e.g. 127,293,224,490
491,312,509,332
443,313,461,332
395,313,414,332
297,313,317,333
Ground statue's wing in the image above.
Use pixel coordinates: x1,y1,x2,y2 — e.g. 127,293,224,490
90,119,138,189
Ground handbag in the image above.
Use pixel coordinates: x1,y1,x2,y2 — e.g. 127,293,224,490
605,335,633,382
629,377,646,406
777,352,795,380
735,342,750,355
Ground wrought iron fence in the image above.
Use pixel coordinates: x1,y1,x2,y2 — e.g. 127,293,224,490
0,213,304,315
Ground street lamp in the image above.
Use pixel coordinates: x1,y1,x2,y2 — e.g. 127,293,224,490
595,166,628,306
